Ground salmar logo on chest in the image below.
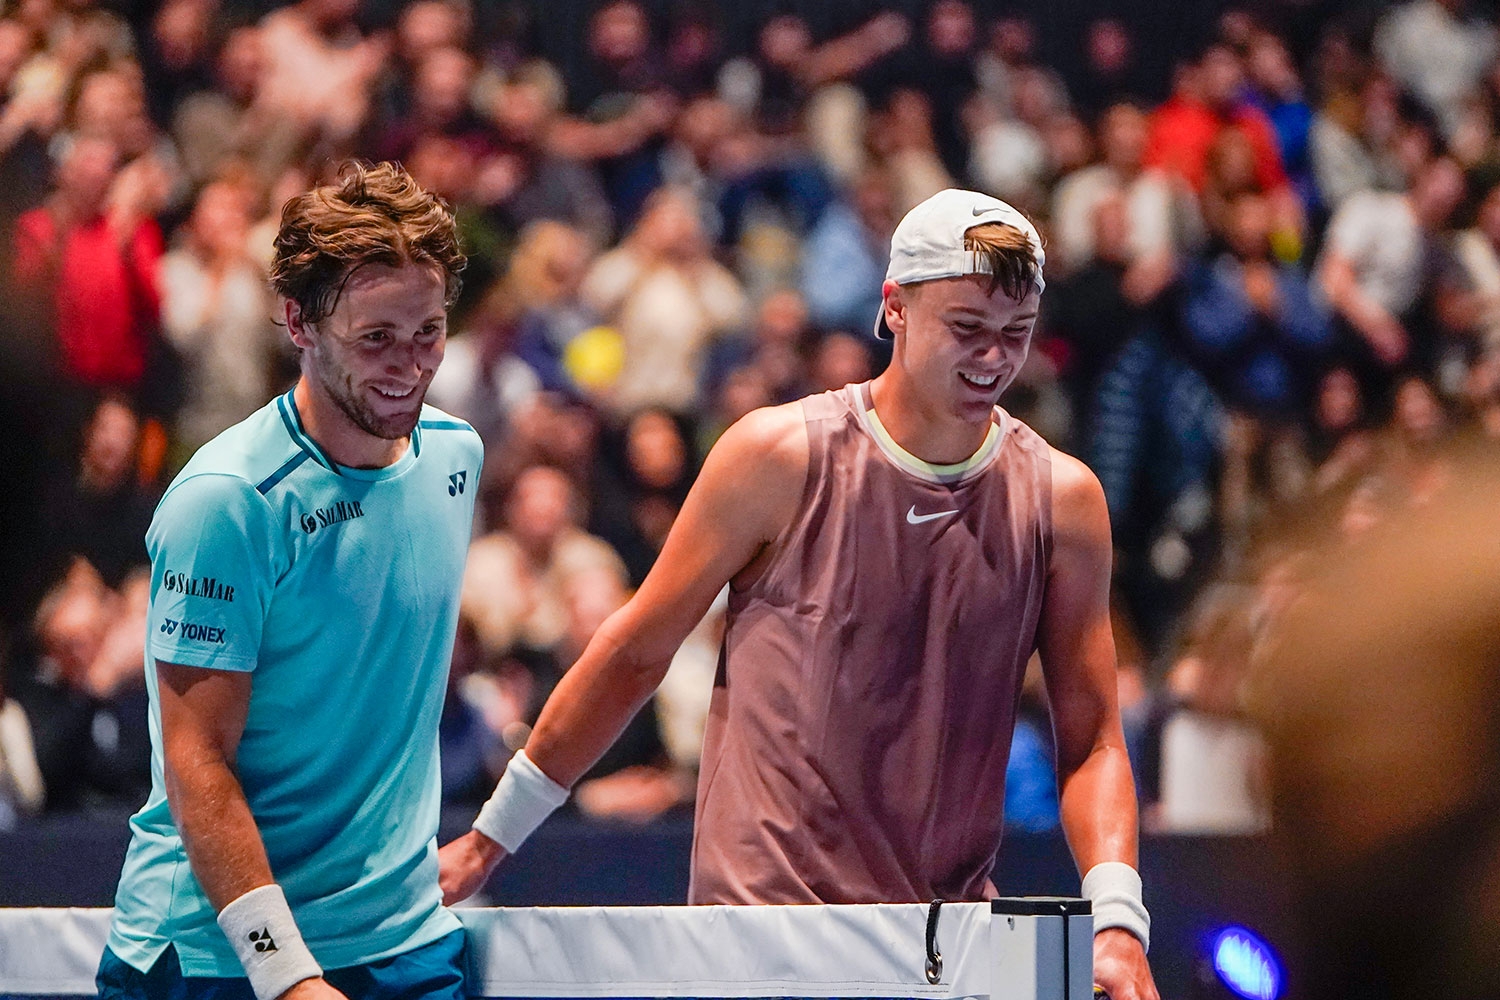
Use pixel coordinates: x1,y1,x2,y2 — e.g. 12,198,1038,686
297,499,366,535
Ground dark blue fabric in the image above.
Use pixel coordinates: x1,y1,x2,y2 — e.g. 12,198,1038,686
1180,256,1333,417
1088,329,1223,530
96,930,466,1000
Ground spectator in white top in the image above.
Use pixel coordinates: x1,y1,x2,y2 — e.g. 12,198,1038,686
256,0,390,145
580,186,745,416
1151,586,1270,834
461,465,629,657
0,675,45,829
968,66,1064,212
1051,101,1197,277
159,178,284,454
1448,175,1500,352
1317,155,1465,376
1308,72,1411,212
1375,0,1497,141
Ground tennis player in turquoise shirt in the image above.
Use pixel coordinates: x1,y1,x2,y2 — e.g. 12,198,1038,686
99,162,481,1000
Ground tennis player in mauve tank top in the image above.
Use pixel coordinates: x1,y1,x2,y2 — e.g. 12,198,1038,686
444,189,1160,1000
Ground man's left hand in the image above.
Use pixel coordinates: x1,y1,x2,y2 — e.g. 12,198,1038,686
438,830,507,906
1092,928,1159,1000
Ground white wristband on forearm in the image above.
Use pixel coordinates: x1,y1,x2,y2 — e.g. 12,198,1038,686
216,883,322,1000
473,748,570,853
1082,861,1151,953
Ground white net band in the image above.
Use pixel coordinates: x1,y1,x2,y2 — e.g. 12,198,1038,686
0,901,1094,1000
467,902,993,998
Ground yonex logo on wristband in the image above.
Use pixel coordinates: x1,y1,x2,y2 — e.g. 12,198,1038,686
218,884,321,1000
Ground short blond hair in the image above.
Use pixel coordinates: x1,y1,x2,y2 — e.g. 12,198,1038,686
963,221,1039,300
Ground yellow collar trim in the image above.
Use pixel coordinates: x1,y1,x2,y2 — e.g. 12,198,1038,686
862,403,1002,482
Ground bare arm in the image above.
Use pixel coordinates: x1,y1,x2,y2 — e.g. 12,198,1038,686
528,403,806,783
159,662,341,1000
1039,452,1137,871
158,661,273,908
802,12,910,87
1038,452,1158,1000
545,93,677,162
1318,251,1409,365
441,404,808,895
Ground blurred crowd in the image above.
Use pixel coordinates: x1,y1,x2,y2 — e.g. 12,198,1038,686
1,0,1498,840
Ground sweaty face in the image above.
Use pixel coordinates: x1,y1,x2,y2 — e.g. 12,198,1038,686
297,263,449,446
891,275,1039,421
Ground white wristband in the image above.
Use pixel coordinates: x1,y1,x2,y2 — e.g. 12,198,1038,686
1082,861,1151,953
473,748,570,853
216,884,322,1000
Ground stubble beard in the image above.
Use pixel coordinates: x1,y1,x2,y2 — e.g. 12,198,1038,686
316,356,425,441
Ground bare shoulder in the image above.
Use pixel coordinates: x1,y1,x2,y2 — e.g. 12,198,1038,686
689,400,809,544
717,400,808,450
706,401,809,490
1047,445,1111,554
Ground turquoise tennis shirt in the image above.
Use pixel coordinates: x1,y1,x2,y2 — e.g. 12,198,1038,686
107,390,483,976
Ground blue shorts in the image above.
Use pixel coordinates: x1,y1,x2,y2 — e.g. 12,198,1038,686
95,929,466,1000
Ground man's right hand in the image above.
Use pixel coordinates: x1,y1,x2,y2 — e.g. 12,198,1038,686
439,829,509,905
280,978,348,1000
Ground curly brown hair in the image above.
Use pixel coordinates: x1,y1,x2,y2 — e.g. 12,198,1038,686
270,160,466,326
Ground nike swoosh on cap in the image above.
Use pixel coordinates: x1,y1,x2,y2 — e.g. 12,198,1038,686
906,505,959,525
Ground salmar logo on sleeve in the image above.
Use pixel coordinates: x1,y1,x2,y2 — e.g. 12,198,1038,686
297,499,366,535
162,571,236,602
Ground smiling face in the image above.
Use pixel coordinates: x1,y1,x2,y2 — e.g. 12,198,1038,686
270,162,464,466
288,262,448,458
885,274,1039,423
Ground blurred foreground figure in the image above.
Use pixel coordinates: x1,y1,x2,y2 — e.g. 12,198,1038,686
1250,449,1500,1000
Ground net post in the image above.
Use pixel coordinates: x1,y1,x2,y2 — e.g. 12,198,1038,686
989,897,1093,1000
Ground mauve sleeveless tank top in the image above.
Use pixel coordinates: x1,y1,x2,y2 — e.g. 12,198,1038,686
689,382,1054,904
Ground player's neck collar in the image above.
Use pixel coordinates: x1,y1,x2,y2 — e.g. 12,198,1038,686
277,388,423,477
851,382,1006,485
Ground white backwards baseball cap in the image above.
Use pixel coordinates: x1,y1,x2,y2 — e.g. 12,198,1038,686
874,188,1046,340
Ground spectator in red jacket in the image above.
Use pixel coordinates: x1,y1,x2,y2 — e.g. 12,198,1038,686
11,134,165,395
1145,44,1290,197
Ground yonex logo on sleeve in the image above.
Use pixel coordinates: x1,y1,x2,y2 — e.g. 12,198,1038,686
449,470,467,496
160,618,226,644
248,928,278,953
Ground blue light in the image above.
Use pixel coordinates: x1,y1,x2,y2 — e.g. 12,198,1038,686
1211,926,1283,1000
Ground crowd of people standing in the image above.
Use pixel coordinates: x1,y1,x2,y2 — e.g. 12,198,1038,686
2,0,1498,837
